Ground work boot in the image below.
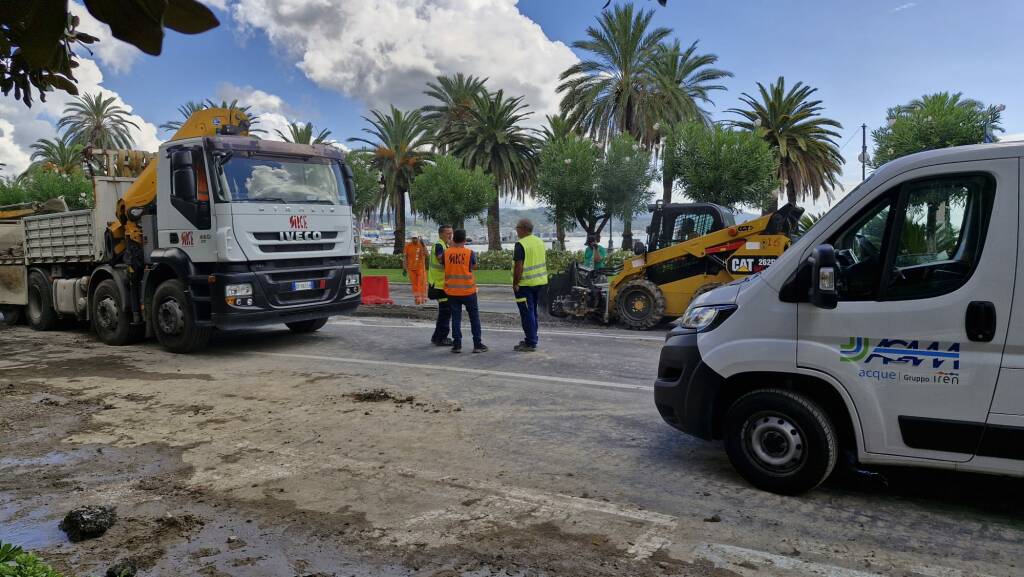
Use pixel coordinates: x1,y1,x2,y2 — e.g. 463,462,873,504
433,338,453,346
451,343,462,353
513,343,536,352
473,343,488,353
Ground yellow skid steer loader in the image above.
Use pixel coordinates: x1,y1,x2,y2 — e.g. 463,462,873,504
547,201,803,329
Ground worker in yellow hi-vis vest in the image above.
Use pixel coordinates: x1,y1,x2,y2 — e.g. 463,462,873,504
428,224,454,346
511,218,548,352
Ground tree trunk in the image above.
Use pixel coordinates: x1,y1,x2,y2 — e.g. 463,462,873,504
486,196,502,251
555,219,566,251
785,179,797,207
620,217,633,250
662,168,673,203
455,219,465,232
392,188,406,255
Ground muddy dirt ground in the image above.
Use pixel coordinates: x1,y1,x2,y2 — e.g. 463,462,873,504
2,320,1023,577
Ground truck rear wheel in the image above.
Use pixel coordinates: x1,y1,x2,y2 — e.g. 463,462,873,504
0,306,24,327
286,318,328,333
615,278,665,330
152,279,211,354
723,389,838,495
91,279,143,346
27,271,57,331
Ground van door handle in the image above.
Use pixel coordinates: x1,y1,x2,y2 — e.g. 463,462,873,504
965,301,996,342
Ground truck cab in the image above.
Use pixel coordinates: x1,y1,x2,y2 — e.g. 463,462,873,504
654,141,1024,494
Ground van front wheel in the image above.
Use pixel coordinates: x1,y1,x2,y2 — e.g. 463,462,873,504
723,389,837,495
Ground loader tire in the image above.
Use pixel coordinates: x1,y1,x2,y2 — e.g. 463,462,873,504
152,279,210,354
544,272,572,318
27,270,58,331
615,278,665,330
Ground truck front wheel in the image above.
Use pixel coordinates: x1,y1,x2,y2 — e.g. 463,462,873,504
152,279,211,354
285,318,328,333
723,389,838,495
91,279,143,346
27,271,57,331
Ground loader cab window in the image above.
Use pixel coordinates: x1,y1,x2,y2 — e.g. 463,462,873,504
653,206,732,251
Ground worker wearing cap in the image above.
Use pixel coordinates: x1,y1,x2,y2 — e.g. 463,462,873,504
403,234,428,304
443,229,487,354
428,225,454,346
512,218,548,352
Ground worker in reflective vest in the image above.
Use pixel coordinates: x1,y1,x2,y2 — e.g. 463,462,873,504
511,218,548,352
429,225,454,346
443,229,487,353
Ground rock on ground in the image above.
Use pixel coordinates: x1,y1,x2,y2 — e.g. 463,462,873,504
59,505,117,542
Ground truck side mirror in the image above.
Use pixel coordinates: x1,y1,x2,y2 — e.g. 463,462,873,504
170,151,196,202
808,244,838,309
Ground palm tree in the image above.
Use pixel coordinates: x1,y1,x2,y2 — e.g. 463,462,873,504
159,99,262,134
348,106,433,254
447,90,540,251
275,122,332,144
647,39,731,201
557,3,670,144
422,73,489,151
29,134,84,175
728,77,843,207
58,93,138,149
540,113,576,142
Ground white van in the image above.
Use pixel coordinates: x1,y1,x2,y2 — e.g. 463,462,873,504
654,141,1024,494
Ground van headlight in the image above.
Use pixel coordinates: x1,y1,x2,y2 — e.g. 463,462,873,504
675,305,737,332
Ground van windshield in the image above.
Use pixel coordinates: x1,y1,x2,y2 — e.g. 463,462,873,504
217,155,350,205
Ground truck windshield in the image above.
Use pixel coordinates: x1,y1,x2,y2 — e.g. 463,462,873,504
217,155,350,205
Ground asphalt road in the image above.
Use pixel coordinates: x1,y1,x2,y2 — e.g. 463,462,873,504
2,318,1023,577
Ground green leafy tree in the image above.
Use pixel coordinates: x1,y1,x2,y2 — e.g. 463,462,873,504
557,3,671,144
0,170,92,209
1,1,218,107
728,77,843,208
534,134,601,246
446,90,540,251
349,106,433,254
275,122,332,144
346,151,382,220
58,92,138,149
411,156,496,230
28,134,84,175
598,133,656,248
422,73,489,151
670,123,780,211
871,92,1003,167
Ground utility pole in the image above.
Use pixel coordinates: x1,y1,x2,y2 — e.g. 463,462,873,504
861,123,867,181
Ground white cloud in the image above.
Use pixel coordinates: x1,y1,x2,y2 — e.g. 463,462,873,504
69,2,141,74
999,132,1024,142
216,82,296,138
890,2,918,13
0,56,161,176
226,0,578,119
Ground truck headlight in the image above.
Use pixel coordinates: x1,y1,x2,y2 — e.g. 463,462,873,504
225,283,253,297
675,305,737,332
345,275,361,286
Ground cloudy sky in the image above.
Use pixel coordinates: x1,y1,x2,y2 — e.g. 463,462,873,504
2,0,1022,212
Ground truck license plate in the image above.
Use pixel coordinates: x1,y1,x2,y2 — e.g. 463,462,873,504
291,281,314,291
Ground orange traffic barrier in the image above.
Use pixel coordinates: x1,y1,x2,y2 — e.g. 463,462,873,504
360,275,394,305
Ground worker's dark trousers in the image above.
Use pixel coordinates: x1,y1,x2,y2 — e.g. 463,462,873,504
515,285,544,347
448,293,483,347
430,288,452,343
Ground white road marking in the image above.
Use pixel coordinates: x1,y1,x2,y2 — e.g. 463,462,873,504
330,318,666,342
258,351,652,392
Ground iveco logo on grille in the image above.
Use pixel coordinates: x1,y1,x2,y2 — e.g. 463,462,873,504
279,231,324,241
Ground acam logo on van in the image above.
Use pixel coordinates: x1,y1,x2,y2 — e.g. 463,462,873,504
839,337,961,384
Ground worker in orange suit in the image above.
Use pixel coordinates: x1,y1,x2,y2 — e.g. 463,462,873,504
403,234,428,304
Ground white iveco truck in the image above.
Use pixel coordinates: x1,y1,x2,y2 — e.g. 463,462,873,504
656,141,1024,494
0,109,361,353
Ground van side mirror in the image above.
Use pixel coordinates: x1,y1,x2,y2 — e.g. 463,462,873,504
809,244,839,309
